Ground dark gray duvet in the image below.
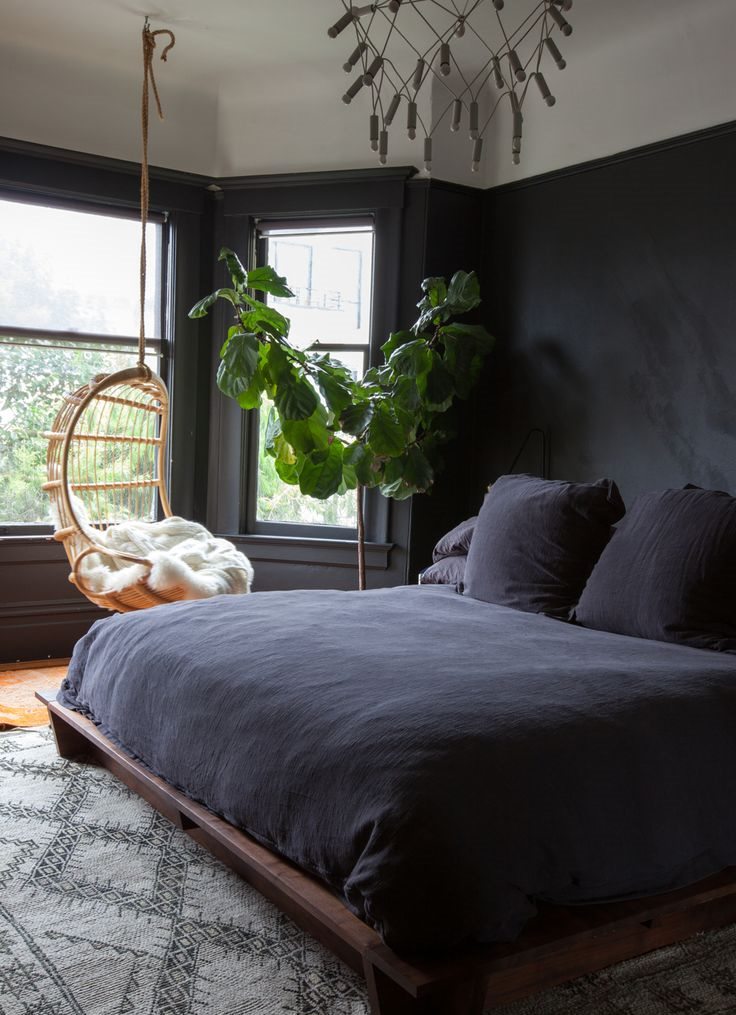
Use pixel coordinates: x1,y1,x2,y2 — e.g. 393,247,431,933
60,584,736,953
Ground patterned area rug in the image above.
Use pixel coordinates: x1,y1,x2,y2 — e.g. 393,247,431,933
3,728,736,1015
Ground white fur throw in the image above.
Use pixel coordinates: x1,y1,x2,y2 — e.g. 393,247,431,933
55,499,253,599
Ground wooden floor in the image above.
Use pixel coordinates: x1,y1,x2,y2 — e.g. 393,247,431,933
0,661,67,728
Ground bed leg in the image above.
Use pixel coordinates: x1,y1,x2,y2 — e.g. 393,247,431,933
364,958,486,1014
48,707,90,760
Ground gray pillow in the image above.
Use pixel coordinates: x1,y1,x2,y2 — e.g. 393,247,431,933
464,474,625,618
420,555,467,588
574,487,736,652
432,516,477,562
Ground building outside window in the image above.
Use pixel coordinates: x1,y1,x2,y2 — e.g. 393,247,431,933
252,220,374,532
0,196,165,530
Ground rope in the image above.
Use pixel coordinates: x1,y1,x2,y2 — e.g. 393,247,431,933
139,21,175,367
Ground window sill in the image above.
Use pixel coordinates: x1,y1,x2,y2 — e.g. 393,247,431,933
225,533,393,571
0,527,53,544
0,531,394,571
0,531,56,545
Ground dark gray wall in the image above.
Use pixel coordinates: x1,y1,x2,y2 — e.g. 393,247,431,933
478,124,736,508
403,179,485,579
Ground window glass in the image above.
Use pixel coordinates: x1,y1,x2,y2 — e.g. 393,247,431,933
0,198,161,337
255,225,374,530
0,198,163,526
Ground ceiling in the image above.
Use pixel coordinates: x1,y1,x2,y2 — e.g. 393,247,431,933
1,0,735,187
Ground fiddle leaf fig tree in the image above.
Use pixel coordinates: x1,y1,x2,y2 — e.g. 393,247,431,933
190,248,494,588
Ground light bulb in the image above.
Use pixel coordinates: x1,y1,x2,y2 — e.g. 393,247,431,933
342,75,364,104
343,42,367,72
534,72,556,106
508,49,526,82
440,43,451,76
469,100,478,139
471,137,483,173
328,11,354,38
362,55,383,86
370,114,379,151
492,56,504,89
548,6,573,36
544,37,566,70
407,101,417,139
384,93,401,126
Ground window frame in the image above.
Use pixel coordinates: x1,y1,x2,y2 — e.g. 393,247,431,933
0,189,171,536
241,216,381,541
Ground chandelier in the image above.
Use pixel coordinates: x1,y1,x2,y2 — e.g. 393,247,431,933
327,0,574,172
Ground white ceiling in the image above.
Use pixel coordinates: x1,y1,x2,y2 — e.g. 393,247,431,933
1,0,735,187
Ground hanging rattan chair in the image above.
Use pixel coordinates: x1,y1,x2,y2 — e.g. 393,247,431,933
42,364,191,612
42,24,251,613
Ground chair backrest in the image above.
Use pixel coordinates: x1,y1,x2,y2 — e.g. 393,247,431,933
44,365,172,592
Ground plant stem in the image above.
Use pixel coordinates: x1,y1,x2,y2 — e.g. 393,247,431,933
356,484,366,591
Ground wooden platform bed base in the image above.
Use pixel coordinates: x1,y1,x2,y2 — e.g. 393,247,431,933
40,692,736,1015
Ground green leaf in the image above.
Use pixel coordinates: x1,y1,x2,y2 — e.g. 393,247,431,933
275,457,300,485
298,442,344,499
413,276,450,333
391,375,421,413
240,303,291,339
218,248,248,288
388,339,432,378
420,276,448,308
446,270,481,314
379,455,417,500
273,433,297,465
403,444,434,491
313,366,353,416
439,323,495,351
380,330,415,360
261,342,291,388
441,333,491,398
235,375,263,410
280,411,330,453
274,373,319,420
340,401,374,436
417,354,454,411
217,332,260,398
247,265,295,299
366,402,406,457
264,407,282,452
344,442,381,487
189,288,239,319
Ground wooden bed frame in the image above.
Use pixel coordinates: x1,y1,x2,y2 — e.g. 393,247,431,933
39,691,736,1014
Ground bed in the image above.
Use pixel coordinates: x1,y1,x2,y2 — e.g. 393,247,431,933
47,580,736,1013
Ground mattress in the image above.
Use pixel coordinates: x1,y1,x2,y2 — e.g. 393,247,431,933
60,584,736,953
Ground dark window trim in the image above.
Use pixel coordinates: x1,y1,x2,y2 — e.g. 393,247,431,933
0,186,167,223
244,216,378,541
205,170,411,562
0,326,163,351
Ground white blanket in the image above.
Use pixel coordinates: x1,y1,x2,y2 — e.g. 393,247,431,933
55,500,253,599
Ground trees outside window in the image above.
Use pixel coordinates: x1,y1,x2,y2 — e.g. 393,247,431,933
0,197,163,526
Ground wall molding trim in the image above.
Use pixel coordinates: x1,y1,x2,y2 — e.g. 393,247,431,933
0,135,212,187
215,166,418,191
487,119,736,195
